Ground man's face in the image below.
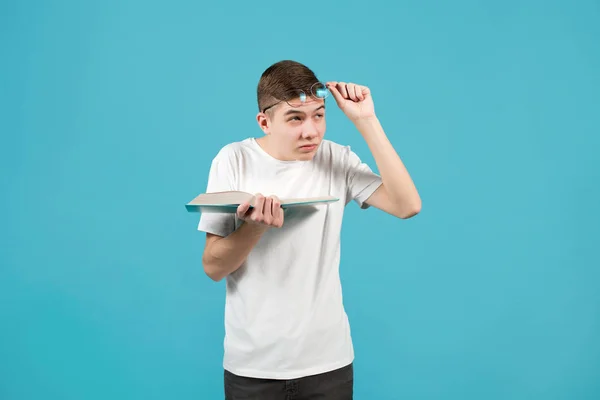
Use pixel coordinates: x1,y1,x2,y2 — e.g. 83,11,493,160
258,97,326,161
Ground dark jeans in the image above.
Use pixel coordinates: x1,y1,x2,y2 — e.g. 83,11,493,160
224,363,353,400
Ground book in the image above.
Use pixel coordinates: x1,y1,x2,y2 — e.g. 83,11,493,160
185,191,339,213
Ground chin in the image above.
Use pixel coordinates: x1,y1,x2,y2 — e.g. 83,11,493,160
295,146,319,160
295,153,317,161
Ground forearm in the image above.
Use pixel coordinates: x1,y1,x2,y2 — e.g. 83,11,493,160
354,116,421,211
203,222,267,281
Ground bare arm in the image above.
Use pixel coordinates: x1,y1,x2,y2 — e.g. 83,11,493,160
327,81,422,219
354,116,421,219
202,223,266,281
202,194,283,281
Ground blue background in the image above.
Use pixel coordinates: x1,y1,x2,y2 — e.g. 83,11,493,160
2,1,599,399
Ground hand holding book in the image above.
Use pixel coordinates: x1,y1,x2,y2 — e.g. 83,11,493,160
185,191,339,214
236,194,284,229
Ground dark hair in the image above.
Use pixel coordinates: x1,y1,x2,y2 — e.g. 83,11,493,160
257,60,320,113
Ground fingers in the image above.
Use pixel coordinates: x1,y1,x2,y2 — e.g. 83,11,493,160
250,193,266,224
262,196,273,225
244,194,284,228
354,84,365,101
338,82,350,99
270,195,284,228
236,202,251,219
270,195,281,216
346,83,359,101
327,81,368,103
326,82,345,107
275,207,284,228
359,84,369,99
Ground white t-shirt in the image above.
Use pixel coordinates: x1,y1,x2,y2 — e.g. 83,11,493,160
197,137,382,380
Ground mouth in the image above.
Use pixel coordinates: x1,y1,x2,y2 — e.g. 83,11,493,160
299,144,318,151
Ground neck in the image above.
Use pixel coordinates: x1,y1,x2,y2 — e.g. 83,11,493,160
256,136,294,161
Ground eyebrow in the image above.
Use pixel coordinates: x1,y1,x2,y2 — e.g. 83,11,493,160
284,104,325,116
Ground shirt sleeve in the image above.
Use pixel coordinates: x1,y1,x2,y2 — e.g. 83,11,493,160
197,154,237,237
345,146,383,209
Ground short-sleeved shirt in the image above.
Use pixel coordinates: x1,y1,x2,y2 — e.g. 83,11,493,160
198,137,382,380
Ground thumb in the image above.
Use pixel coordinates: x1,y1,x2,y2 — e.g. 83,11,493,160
237,202,250,218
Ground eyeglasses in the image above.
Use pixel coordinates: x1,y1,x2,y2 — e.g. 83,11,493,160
261,82,330,113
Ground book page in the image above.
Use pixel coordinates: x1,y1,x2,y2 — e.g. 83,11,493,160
187,192,338,208
188,191,253,205
280,196,338,205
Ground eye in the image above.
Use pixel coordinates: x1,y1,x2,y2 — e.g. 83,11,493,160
289,116,302,122
315,113,324,119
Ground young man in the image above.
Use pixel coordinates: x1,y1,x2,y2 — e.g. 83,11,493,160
198,60,421,399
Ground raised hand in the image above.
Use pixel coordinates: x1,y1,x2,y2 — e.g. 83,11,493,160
236,193,284,229
326,81,376,122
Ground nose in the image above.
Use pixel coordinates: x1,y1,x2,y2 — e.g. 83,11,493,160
301,120,320,139
301,130,317,140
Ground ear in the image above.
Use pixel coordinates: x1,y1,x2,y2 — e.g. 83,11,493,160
256,112,271,135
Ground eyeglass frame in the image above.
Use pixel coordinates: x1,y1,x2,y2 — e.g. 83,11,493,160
260,82,330,113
